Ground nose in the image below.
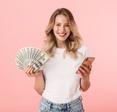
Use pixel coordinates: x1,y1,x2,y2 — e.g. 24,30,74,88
59,26,65,33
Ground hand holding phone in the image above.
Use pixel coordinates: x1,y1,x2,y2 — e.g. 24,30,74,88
76,57,95,75
82,57,95,67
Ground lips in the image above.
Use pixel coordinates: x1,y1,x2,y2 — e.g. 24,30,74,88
58,33,66,37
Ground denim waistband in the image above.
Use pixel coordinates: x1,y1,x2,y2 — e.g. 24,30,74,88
41,96,82,109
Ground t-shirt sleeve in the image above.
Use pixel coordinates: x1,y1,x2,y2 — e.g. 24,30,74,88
78,45,90,58
75,45,90,69
83,46,90,58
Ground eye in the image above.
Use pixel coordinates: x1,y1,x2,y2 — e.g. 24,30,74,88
55,23,61,26
65,24,69,27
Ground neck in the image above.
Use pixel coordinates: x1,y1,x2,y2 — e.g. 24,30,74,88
56,41,66,48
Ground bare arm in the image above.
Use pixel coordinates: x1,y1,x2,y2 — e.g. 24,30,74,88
80,76,90,91
34,71,45,95
78,57,94,91
25,66,45,95
76,64,92,92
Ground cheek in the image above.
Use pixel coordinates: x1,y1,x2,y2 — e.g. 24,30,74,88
53,27,58,35
65,27,70,32
53,27,56,34
66,29,71,35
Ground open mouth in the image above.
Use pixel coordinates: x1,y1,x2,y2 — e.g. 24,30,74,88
58,33,66,37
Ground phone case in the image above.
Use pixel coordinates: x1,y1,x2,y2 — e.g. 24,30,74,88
82,57,95,66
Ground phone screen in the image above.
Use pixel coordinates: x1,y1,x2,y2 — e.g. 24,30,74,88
82,57,95,66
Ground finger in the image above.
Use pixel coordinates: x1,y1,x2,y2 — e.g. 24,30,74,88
78,67,86,76
25,66,33,77
88,64,92,71
78,67,90,77
80,65,90,74
30,67,35,77
24,65,30,73
82,63,92,71
30,67,34,74
28,66,35,75
24,66,30,77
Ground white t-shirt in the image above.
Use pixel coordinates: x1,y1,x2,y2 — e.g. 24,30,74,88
42,45,89,103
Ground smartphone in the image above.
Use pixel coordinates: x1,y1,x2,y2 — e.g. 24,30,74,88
82,57,95,66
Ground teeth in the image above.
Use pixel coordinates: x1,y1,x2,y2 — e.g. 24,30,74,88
58,33,66,36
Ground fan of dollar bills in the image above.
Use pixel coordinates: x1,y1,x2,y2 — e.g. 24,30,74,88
16,47,49,72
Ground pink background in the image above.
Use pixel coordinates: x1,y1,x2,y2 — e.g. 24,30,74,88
0,0,117,112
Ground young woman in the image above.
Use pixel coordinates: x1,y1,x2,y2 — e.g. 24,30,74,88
25,8,92,112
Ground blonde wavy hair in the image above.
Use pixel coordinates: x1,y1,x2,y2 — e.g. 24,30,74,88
43,8,82,59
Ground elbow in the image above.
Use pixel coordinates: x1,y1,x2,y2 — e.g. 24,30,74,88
34,86,43,95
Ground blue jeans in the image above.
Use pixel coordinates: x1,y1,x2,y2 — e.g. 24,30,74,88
39,96,84,112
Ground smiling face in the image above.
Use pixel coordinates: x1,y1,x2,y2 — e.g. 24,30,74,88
45,8,82,58
53,15,71,47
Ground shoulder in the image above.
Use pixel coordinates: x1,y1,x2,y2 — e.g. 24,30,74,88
77,45,90,57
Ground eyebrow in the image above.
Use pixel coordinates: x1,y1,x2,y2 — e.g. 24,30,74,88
55,22,69,24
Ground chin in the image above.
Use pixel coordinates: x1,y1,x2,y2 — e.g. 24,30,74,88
57,36,68,41
58,38,67,42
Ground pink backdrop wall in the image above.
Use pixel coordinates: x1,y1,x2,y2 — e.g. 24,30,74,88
0,0,117,112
